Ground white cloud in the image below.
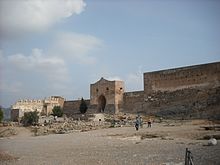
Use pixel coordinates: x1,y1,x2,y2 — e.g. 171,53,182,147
52,32,103,64
0,0,86,38
7,48,69,83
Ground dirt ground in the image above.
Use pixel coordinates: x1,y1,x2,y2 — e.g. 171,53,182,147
0,120,220,165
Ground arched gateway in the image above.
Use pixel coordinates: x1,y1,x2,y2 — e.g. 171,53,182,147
90,77,124,114
98,95,106,112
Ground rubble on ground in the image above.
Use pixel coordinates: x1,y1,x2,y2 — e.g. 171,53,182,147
0,127,17,137
32,113,150,136
208,138,218,146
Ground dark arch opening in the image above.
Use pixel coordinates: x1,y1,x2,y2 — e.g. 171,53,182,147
98,95,106,113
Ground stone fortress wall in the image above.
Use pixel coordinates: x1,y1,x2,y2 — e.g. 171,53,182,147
122,62,220,119
142,86,220,119
123,91,144,114
44,96,65,115
63,99,90,117
144,62,220,94
62,61,220,119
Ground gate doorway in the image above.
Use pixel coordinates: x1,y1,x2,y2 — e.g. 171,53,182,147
98,95,106,113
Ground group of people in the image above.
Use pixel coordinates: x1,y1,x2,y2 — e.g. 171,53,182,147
135,115,152,131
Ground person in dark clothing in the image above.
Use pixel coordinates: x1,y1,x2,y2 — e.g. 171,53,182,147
135,117,139,131
148,118,152,128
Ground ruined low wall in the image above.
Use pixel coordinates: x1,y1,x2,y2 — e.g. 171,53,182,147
122,91,144,114
63,100,90,117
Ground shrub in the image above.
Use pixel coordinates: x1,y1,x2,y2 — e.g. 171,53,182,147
80,98,88,114
22,111,39,126
52,106,63,117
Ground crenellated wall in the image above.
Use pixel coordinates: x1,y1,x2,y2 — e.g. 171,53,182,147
12,99,44,113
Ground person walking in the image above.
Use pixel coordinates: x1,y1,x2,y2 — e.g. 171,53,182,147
135,117,139,131
148,118,152,128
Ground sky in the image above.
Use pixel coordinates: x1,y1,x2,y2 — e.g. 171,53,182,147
0,0,220,108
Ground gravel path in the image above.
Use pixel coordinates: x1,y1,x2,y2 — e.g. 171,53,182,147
0,122,220,165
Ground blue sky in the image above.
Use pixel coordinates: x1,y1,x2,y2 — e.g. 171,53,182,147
0,0,220,107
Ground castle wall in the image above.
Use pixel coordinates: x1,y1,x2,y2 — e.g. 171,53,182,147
142,86,220,119
12,99,44,114
144,62,220,95
122,62,220,119
11,96,65,118
63,100,90,117
44,96,65,115
13,62,219,119
122,87,220,119
122,91,144,114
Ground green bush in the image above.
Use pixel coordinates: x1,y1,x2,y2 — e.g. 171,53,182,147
80,98,88,114
52,106,63,117
0,108,3,122
22,111,39,126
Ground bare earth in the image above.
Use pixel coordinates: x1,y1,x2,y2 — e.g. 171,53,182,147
0,120,220,165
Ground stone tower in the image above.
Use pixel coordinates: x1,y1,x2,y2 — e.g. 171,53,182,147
90,77,124,114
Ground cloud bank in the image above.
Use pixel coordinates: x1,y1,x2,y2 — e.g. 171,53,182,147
0,0,86,38
7,48,69,83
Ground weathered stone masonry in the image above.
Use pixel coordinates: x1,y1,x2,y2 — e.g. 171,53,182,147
141,62,220,119
123,91,144,114
63,99,90,117
90,78,124,114
63,61,220,119
144,61,220,94
63,78,124,115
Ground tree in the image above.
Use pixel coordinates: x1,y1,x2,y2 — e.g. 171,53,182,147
22,111,39,126
52,106,63,117
0,107,3,122
80,98,88,114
